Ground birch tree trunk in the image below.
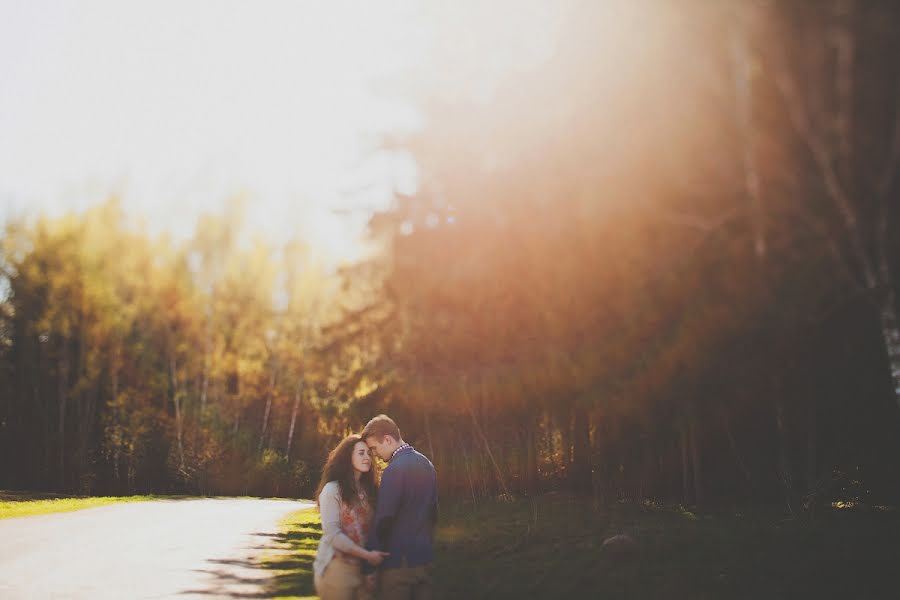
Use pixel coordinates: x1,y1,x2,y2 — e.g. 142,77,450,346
459,434,478,505
169,353,185,474
772,0,900,418
58,338,69,490
464,376,510,498
200,309,212,419
571,404,592,493
731,16,766,262
680,419,691,506
525,421,538,496
258,369,276,454
421,375,436,462
879,290,900,406
689,414,704,508
286,382,302,457
725,413,753,487
733,11,799,510
774,381,795,515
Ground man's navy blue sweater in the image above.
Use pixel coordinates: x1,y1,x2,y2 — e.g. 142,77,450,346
366,445,437,570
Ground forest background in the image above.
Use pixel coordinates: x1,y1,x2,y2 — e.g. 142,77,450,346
2,0,900,519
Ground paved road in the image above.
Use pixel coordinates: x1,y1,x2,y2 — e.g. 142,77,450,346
0,498,312,599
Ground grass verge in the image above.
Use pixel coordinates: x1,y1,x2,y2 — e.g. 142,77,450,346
260,493,900,600
436,494,900,599
0,490,159,520
259,505,322,600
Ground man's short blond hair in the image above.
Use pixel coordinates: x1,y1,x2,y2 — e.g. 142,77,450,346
361,414,401,441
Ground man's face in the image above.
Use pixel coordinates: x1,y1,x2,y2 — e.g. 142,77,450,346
366,434,394,462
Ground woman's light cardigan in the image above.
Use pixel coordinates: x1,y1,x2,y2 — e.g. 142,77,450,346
312,481,362,581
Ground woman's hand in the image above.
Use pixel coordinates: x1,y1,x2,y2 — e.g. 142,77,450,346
363,550,390,566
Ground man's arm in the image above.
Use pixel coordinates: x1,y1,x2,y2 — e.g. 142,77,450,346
369,464,404,550
362,464,404,576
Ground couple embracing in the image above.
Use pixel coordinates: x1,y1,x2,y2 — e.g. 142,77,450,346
313,414,437,600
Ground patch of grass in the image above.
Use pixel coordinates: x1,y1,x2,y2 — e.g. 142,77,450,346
259,506,322,600
257,494,900,600
0,490,159,520
434,494,900,600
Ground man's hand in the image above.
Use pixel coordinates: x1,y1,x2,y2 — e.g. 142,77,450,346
364,573,378,593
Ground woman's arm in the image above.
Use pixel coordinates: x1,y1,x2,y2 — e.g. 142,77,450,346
319,483,387,564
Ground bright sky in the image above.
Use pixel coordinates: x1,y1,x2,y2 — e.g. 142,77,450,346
0,0,429,264
0,0,563,264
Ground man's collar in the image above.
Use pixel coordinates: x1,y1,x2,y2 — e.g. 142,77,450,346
389,442,412,462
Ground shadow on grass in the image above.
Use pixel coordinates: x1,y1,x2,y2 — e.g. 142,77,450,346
260,510,322,599
176,508,321,599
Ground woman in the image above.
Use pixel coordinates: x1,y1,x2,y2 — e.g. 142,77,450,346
313,434,388,600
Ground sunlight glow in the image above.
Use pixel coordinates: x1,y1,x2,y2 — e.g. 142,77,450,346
1,0,569,264
0,0,426,264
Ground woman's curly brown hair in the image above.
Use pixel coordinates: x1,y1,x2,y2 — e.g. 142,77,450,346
315,434,377,510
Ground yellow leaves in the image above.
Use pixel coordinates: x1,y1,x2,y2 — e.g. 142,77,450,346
353,377,379,400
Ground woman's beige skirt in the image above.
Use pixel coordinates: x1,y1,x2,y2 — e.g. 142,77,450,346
314,557,371,600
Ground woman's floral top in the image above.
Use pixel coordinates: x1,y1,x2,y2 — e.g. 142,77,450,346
334,490,372,562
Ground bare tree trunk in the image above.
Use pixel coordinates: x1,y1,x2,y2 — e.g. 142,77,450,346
111,346,120,487
58,339,69,490
466,399,510,499
170,353,185,474
560,408,573,472
76,314,87,488
680,419,691,505
472,436,488,497
525,422,538,496
571,404,591,494
725,413,752,487
258,369,276,454
200,358,209,420
286,382,302,457
774,1,900,424
459,435,478,505
81,386,97,494
639,439,656,504
591,414,606,508
878,291,900,407
200,313,212,420
806,397,816,485
689,415,703,508
731,16,766,261
833,0,855,178
774,387,795,515
735,22,808,514
424,405,436,463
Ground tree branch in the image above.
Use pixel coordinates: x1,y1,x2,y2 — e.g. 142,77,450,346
653,207,741,233
770,43,878,288
794,210,865,292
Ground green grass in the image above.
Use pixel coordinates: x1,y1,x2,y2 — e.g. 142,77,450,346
0,490,161,520
435,495,900,600
259,506,322,600
261,494,900,600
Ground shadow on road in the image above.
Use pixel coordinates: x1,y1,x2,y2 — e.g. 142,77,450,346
180,509,321,598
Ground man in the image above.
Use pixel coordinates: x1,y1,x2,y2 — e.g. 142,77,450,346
362,414,438,600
